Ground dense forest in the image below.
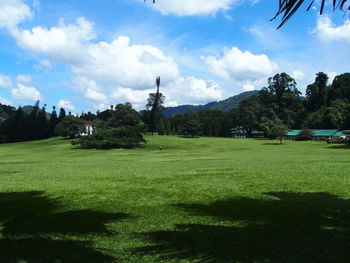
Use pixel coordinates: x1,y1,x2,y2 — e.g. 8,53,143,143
0,72,349,147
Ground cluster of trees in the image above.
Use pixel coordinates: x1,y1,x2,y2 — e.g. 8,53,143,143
145,72,350,139
73,103,146,149
229,72,350,138
1,72,349,146
0,101,67,143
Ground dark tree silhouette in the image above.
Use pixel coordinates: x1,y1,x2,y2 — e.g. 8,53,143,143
146,76,165,134
272,0,350,28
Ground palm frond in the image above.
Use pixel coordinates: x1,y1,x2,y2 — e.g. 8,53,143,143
272,0,350,29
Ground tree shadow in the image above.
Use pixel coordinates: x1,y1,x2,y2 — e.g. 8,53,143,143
326,144,350,149
0,191,129,262
135,192,350,263
262,143,284,145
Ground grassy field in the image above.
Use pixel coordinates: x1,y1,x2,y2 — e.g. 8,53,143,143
0,136,350,263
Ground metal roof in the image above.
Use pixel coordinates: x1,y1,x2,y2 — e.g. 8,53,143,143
312,130,338,136
285,130,302,136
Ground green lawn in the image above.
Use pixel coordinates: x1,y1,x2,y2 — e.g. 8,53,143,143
0,136,350,262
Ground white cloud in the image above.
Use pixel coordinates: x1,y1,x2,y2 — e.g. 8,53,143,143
327,71,338,83
315,16,350,43
164,77,224,105
0,96,12,105
149,0,239,16
11,83,43,102
202,47,278,90
0,74,12,88
57,99,75,110
0,0,32,29
111,88,152,109
111,76,224,109
39,59,52,69
4,4,224,107
73,36,180,89
291,70,305,81
16,74,32,84
72,77,107,102
10,16,180,90
12,17,96,64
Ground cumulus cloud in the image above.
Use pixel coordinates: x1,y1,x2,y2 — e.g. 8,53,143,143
16,74,32,84
11,83,43,101
72,77,107,102
327,71,338,83
315,16,350,43
12,17,96,64
0,74,12,88
111,76,224,109
3,1,225,108
149,0,238,16
164,77,224,105
291,70,305,81
202,47,278,90
0,0,32,29
73,36,180,89
9,16,180,89
58,99,75,110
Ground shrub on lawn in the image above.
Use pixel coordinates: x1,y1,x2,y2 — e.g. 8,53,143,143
296,129,313,141
332,137,350,144
72,126,146,149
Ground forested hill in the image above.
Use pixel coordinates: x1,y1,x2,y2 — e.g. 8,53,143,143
163,90,259,117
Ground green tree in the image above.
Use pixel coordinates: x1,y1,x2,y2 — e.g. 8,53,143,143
306,72,329,111
183,110,201,137
55,115,85,139
108,103,142,128
146,77,165,134
58,108,66,121
269,124,289,144
329,73,350,103
305,100,350,129
49,106,59,137
198,110,228,137
7,107,25,142
157,118,166,135
236,96,260,137
72,126,146,149
35,105,49,140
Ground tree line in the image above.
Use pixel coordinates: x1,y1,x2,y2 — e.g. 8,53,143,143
0,101,67,143
0,71,349,147
141,72,350,138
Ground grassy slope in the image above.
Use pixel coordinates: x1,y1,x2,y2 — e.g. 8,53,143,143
0,136,350,262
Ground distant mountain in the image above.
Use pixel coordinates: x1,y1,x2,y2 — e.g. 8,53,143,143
163,90,259,117
22,105,52,119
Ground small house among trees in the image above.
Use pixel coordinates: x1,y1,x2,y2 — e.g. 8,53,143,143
81,121,94,136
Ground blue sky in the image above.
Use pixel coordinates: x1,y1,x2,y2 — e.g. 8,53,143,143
0,0,349,113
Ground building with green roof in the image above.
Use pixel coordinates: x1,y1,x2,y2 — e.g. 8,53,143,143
312,130,338,140
285,130,302,140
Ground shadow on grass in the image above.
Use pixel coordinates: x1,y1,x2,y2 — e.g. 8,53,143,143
326,144,350,149
0,191,129,262
262,143,283,145
136,192,350,263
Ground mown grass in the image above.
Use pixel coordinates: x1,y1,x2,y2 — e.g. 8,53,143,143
0,136,350,262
